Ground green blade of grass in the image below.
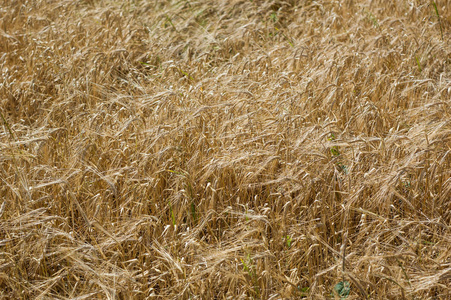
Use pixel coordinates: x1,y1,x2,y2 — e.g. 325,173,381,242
432,2,444,40
415,55,422,72
0,111,15,140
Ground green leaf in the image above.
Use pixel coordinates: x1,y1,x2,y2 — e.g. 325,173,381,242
169,201,176,226
330,147,340,156
286,235,292,248
0,111,15,140
338,163,348,174
270,12,277,23
299,286,309,298
415,56,422,72
432,1,443,40
334,281,351,298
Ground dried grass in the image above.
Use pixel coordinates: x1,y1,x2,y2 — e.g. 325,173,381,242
1,0,451,298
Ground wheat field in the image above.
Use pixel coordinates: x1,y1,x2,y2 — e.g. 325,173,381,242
1,0,451,299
